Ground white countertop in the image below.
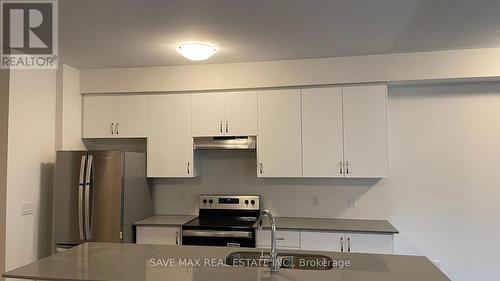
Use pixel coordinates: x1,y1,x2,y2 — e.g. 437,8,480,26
134,215,196,226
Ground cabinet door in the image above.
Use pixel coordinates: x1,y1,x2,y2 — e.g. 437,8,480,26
115,95,148,137
82,96,116,138
148,95,194,177
345,233,393,254
343,84,388,178
191,93,225,137
301,231,344,252
302,87,344,177
257,89,302,177
257,230,300,250
224,91,257,136
136,226,181,245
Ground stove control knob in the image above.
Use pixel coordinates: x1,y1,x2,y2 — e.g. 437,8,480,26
202,199,207,204
250,200,255,205
244,200,249,205
209,199,213,204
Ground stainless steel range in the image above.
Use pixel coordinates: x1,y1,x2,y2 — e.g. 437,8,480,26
182,195,261,248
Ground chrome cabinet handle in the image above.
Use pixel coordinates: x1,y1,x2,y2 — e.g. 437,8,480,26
339,161,343,174
225,121,229,133
110,123,114,135
187,162,190,174
259,162,263,174
347,237,351,252
340,237,344,252
220,121,223,133
115,123,119,135
176,231,179,245
346,161,350,174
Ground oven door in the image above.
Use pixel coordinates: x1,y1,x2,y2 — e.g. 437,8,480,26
182,229,255,248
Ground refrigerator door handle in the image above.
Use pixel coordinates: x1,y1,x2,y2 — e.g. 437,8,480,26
78,155,86,241
84,155,93,240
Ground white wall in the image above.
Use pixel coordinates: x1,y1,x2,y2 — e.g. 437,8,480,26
5,70,56,271
154,82,500,281
80,47,500,93
0,70,9,280
56,64,84,150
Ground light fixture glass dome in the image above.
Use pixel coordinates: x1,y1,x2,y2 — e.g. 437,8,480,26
177,42,217,61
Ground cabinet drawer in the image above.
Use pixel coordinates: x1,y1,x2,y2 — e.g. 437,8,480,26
257,230,300,248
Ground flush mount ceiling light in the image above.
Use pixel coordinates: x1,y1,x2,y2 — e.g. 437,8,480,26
177,42,217,61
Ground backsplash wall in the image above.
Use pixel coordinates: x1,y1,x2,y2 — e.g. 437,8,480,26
154,150,379,217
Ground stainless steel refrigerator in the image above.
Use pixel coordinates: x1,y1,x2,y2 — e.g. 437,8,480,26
53,150,153,251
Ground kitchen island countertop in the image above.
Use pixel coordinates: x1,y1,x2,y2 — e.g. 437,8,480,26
3,242,449,281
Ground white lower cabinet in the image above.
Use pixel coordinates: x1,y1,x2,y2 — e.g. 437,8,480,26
345,233,393,254
257,230,301,250
301,231,393,254
136,226,181,245
300,231,344,252
258,229,394,254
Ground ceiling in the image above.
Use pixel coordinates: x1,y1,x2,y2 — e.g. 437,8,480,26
59,0,500,69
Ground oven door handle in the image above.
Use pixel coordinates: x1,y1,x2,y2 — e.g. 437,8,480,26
182,230,253,238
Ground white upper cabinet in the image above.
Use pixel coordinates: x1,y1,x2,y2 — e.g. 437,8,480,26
343,84,388,178
115,95,149,137
191,93,225,137
302,87,344,177
82,96,116,138
148,94,196,178
82,84,387,179
82,95,148,138
301,84,388,178
191,91,257,137
257,89,302,177
224,91,258,136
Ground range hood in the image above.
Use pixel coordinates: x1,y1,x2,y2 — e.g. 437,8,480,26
193,136,256,150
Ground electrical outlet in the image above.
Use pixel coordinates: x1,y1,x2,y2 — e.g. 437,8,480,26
312,196,320,207
21,202,34,216
347,194,356,207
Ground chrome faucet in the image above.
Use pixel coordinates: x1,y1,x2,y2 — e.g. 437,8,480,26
257,210,278,273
